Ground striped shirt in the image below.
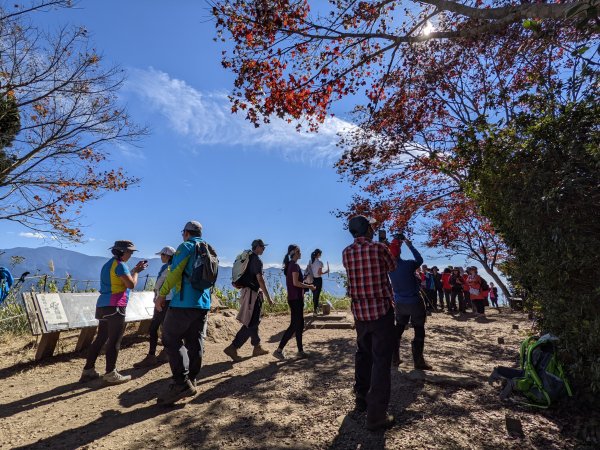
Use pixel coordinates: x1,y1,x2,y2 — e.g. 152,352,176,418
342,237,396,321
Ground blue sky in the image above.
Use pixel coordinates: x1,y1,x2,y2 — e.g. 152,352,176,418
0,0,485,273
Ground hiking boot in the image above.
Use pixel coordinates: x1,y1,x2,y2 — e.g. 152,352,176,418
157,349,170,363
252,345,269,357
133,354,158,368
79,368,100,383
366,414,395,431
157,380,196,405
412,340,432,371
296,351,309,359
273,348,286,360
354,396,367,412
103,370,131,385
223,344,242,362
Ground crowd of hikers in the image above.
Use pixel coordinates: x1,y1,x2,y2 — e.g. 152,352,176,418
76,217,496,430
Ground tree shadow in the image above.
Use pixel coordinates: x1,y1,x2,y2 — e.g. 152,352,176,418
12,404,181,450
0,380,113,420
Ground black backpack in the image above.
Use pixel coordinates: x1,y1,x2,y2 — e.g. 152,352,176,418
184,241,219,292
480,277,489,292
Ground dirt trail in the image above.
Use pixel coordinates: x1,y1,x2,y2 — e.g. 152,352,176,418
0,309,581,449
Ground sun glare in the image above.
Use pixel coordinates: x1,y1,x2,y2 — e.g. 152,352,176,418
423,21,435,36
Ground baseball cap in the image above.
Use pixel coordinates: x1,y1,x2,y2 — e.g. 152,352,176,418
155,246,176,256
109,240,137,251
251,239,268,249
348,215,376,238
183,221,202,233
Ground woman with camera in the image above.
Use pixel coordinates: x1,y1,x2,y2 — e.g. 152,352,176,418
80,240,148,384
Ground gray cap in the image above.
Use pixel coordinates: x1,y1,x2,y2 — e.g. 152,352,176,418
251,239,268,249
183,221,202,233
155,246,176,256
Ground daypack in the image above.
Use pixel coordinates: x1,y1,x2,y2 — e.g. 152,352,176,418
232,250,253,288
303,262,314,284
0,266,13,305
480,277,489,292
186,241,219,292
489,334,572,408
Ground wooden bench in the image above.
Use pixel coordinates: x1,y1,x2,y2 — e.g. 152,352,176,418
22,292,156,361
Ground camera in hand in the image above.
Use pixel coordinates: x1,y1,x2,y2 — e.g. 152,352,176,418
378,229,387,242
394,231,406,241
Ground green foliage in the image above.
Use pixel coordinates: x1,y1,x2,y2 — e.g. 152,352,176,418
212,284,351,314
0,93,20,151
463,99,600,400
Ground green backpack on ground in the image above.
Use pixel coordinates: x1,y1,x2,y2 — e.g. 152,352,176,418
489,334,573,408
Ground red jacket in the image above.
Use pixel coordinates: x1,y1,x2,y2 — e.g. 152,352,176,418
441,273,452,291
466,275,488,300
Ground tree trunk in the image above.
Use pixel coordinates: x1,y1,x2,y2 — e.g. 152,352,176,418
480,264,511,304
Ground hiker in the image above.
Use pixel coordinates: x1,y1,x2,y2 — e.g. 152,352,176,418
441,268,452,312
306,248,329,314
342,215,397,431
224,239,274,361
450,268,465,313
489,282,499,308
462,267,472,312
466,267,488,316
80,240,148,384
388,236,432,371
134,246,176,368
154,221,211,405
431,266,443,310
422,265,437,312
273,245,316,359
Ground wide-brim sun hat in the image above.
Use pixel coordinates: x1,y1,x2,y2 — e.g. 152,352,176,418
109,240,137,251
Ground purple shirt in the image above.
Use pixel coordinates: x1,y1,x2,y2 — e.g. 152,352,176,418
285,262,304,301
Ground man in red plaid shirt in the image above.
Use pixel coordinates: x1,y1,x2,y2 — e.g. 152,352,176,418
342,215,397,431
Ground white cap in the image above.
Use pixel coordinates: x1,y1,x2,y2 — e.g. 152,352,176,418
155,246,176,256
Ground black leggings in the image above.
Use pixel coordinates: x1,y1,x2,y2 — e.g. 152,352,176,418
278,299,304,352
312,277,323,312
84,307,126,373
148,300,170,355
451,290,464,312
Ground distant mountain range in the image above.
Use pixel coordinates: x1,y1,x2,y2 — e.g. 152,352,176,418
0,246,348,297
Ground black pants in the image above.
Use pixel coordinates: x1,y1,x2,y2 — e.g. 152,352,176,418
162,307,209,385
490,296,499,308
436,289,444,309
312,277,323,312
451,290,464,312
354,309,395,424
425,289,436,309
443,290,452,310
278,298,305,352
395,301,426,342
464,291,471,310
85,306,126,373
148,300,170,355
472,299,486,314
233,293,263,348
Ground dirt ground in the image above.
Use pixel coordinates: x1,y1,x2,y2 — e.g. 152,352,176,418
0,308,590,449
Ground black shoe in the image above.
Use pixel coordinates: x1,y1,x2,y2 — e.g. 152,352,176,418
157,380,196,405
355,396,367,412
366,414,395,431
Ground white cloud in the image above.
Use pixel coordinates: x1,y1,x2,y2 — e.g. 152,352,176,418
19,232,56,240
126,67,356,164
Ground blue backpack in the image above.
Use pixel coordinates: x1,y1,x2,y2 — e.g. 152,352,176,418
0,267,14,305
